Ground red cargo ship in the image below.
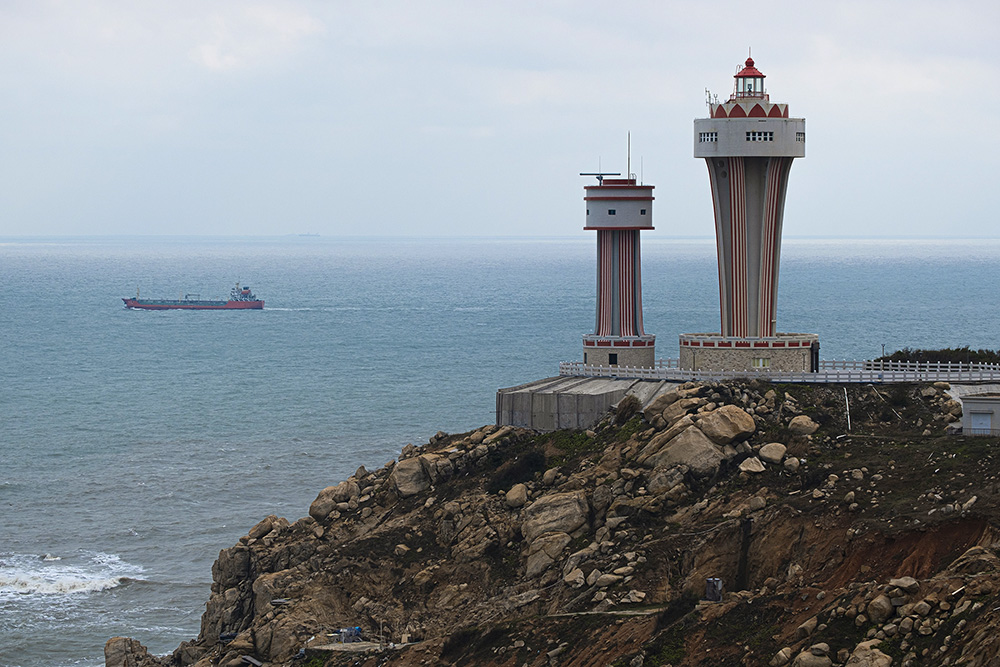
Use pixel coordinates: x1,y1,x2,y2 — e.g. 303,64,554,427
123,283,264,310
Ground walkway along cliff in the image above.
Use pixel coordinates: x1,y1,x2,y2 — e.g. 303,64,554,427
108,380,1000,667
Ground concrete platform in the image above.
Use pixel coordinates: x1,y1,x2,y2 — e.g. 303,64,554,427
496,376,680,431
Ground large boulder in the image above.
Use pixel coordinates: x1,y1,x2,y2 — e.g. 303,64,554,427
420,453,454,484
636,415,695,464
525,531,572,577
662,397,705,424
521,490,590,542
788,415,820,435
866,594,893,624
389,457,431,497
646,466,687,496
946,546,1000,575
104,637,166,667
759,442,787,465
646,426,725,478
505,483,528,509
248,515,276,540
888,576,919,595
791,645,832,667
308,480,360,520
643,390,681,422
845,640,893,667
697,405,756,444
739,457,766,474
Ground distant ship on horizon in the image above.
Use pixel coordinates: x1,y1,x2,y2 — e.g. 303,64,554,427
122,283,264,310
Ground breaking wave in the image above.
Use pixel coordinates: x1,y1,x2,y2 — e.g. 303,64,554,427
0,551,144,597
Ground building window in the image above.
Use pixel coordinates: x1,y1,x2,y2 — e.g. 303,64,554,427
699,131,718,143
586,209,590,215
640,209,647,215
796,132,806,142
752,357,771,369
608,353,618,365
608,209,616,215
746,131,773,142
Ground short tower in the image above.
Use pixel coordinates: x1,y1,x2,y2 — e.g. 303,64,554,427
682,56,818,371
581,173,655,367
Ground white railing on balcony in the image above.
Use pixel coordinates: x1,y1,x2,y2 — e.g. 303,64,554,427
558,359,1000,384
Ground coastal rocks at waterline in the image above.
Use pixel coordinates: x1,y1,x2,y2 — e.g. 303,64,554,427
105,637,167,667
308,480,360,520
108,381,1000,667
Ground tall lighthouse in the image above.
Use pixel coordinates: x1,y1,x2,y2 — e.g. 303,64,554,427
581,173,655,368
681,56,818,371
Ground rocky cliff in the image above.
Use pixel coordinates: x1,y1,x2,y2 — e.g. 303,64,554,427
107,381,1000,667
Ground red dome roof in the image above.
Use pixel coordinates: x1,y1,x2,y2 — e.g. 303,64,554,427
735,57,765,79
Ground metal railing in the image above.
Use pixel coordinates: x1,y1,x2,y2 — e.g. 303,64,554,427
821,360,1000,373
559,360,1000,384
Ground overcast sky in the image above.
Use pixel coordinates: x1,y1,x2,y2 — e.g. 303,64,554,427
1,1,997,237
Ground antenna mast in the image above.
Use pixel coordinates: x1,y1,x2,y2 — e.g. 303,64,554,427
627,132,631,181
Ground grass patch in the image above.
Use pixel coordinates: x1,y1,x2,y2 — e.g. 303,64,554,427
644,621,689,666
548,430,602,457
703,601,782,656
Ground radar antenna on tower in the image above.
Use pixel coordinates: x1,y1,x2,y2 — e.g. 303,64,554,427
579,171,620,185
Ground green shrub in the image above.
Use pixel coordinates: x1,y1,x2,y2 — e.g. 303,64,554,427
879,347,1000,364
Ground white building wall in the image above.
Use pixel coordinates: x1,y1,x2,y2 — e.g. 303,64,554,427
694,118,805,159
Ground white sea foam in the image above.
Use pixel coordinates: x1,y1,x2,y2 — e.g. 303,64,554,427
0,551,144,597
0,572,130,595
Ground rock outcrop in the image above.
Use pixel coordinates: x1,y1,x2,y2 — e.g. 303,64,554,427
108,381,1000,667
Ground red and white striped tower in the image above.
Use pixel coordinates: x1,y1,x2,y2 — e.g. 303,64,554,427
681,56,818,371
581,173,655,368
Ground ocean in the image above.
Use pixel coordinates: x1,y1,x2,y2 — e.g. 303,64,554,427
1,236,998,667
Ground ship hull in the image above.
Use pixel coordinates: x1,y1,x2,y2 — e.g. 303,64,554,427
122,299,264,310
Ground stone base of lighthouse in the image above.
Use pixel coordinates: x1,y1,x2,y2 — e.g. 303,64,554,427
679,333,819,372
583,335,655,368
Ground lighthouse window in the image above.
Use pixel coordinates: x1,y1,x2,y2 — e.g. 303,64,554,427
796,132,806,142
640,209,647,215
746,131,773,142
752,357,771,369
608,209,616,215
699,131,718,143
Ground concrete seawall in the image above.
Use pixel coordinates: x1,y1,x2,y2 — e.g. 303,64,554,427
496,376,680,431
